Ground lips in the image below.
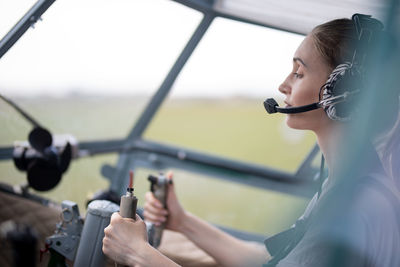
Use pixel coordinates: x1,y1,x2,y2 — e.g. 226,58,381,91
284,101,292,108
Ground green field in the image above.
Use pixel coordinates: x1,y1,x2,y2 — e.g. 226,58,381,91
0,95,316,235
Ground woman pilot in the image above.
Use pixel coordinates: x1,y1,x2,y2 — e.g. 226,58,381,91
102,14,400,267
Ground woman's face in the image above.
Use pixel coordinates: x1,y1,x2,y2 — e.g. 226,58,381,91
279,35,333,132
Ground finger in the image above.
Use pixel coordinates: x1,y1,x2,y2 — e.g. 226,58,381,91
143,207,167,222
143,210,167,224
104,225,112,236
102,240,109,254
166,171,173,180
145,191,163,207
110,212,122,223
166,178,178,200
145,192,163,208
135,214,142,221
144,202,168,216
124,217,136,223
143,212,165,225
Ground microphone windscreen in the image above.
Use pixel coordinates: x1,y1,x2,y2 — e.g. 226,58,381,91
264,98,279,114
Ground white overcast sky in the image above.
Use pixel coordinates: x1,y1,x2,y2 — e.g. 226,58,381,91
0,0,303,98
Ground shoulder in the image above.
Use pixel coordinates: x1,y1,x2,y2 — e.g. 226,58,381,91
278,173,400,267
280,174,400,267
348,173,400,267
351,173,400,221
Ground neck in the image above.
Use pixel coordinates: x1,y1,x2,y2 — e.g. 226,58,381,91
314,122,346,179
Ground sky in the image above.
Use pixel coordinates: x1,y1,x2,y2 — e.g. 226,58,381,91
0,0,303,98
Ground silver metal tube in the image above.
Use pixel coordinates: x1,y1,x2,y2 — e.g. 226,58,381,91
74,200,119,267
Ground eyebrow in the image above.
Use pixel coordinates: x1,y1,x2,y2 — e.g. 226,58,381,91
293,57,307,67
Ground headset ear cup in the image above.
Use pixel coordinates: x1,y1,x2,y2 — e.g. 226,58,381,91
322,63,361,121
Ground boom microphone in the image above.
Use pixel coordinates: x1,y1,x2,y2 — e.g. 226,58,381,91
264,98,320,114
264,91,358,115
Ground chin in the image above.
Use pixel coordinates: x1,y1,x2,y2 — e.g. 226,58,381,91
285,115,312,130
285,109,327,131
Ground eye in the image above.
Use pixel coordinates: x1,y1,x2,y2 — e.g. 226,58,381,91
293,72,303,78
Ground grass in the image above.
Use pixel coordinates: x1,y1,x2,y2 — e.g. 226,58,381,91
0,95,316,235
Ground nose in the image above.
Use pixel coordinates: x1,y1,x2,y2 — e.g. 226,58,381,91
278,74,291,95
279,82,290,95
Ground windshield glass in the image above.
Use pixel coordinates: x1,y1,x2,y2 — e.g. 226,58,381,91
0,0,202,208
144,17,316,173
0,0,202,144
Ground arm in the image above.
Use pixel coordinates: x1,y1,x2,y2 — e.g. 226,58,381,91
143,174,270,267
102,213,180,267
180,211,270,267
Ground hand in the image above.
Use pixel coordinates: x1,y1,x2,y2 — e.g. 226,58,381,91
102,212,148,266
143,171,187,232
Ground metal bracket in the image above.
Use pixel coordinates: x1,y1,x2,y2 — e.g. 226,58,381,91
46,200,83,261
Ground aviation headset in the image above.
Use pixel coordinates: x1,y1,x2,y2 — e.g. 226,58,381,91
264,13,384,121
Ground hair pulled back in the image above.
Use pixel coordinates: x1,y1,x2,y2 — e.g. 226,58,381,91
311,17,400,184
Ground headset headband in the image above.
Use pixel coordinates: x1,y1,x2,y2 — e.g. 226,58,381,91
351,13,384,65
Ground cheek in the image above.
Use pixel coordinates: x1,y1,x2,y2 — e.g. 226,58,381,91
291,80,320,106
